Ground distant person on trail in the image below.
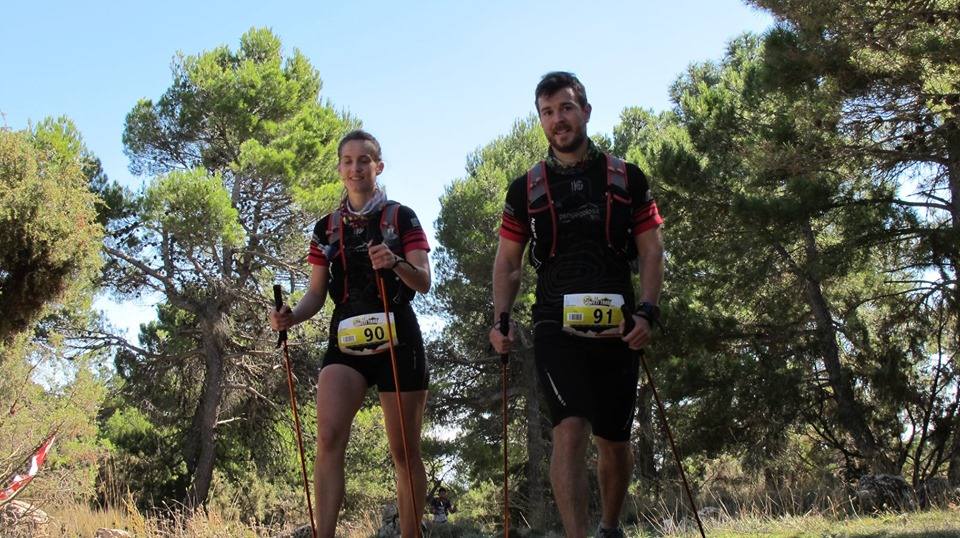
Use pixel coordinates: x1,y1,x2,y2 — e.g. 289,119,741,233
488,71,665,538
269,129,431,537
429,487,457,523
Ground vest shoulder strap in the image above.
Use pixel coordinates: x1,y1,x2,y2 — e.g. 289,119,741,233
380,201,400,228
605,154,628,190
379,201,401,247
525,161,556,260
527,161,548,204
325,209,343,258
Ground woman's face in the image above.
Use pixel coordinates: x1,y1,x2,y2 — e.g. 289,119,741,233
338,140,384,197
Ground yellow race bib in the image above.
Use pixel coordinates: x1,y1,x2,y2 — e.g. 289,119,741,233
337,312,398,356
562,293,624,338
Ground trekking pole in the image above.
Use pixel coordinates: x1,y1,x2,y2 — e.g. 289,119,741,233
273,285,318,538
622,305,706,538
498,312,511,538
374,273,421,538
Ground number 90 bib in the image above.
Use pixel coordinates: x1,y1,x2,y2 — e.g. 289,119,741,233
337,313,398,356
562,293,624,338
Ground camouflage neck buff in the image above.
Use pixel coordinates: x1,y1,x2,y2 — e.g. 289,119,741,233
546,138,602,174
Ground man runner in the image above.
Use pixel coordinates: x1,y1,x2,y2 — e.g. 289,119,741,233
489,71,664,538
429,486,457,523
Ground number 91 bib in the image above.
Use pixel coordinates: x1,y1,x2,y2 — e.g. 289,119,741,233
337,313,398,356
562,293,624,338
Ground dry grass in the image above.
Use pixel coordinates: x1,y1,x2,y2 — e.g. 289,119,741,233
43,500,134,536
629,508,960,537
620,481,960,538
20,483,960,538
42,496,270,537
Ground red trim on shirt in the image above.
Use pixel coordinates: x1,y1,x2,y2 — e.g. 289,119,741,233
633,202,663,235
401,228,430,254
307,242,329,266
499,212,529,243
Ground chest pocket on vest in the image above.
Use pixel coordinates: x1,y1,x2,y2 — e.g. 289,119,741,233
527,161,557,267
605,156,634,258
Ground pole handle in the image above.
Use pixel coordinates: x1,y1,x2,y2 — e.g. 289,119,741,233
621,304,635,335
498,312,510,365
273,284,287,346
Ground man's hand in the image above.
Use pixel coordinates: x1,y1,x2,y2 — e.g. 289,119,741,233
620,314,652,350
489,320,515,355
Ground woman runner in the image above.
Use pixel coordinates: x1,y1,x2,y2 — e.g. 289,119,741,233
270,129,431,537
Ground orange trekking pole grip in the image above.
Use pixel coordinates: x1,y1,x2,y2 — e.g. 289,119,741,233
375,273,421,538
273,284,318,538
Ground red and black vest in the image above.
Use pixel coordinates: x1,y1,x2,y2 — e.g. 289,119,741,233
323,202,414,306
525,154,637,271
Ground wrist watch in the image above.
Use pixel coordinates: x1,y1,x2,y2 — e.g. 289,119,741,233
636,302,661,326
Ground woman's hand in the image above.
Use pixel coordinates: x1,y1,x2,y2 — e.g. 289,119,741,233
269,305,294,331
368,241,399,271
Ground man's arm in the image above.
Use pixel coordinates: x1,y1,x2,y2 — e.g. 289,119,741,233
489,236,526,354
621,226,664,350
636,226,664,305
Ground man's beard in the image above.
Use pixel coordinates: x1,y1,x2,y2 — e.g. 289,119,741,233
550,126,587,154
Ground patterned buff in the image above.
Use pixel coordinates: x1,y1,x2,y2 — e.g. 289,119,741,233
0,435,56,505
545,138,602,174
342,187,388,222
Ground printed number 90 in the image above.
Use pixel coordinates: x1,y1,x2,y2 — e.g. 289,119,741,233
363,326,386,341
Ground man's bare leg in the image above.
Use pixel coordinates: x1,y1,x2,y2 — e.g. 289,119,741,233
550,417,591,538
596,436,633,530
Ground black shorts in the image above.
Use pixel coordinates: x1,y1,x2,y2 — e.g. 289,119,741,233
534,320,640,442
322,303,429,392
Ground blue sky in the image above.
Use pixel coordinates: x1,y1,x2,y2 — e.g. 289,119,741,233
2,1,773,338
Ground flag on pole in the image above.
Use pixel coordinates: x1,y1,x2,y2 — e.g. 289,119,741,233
0,435,56,505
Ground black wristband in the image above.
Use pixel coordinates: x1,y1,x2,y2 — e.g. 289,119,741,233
392,256,417,272
635,302,662,329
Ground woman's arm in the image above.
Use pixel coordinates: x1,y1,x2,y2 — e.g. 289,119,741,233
368,244,431,293
269,264,329,331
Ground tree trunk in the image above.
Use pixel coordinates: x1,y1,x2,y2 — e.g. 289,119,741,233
634,382,657,482
796,224,893,473
185,310,228,506
940,130,960,484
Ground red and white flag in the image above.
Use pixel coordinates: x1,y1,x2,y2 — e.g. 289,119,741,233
0,435,56,505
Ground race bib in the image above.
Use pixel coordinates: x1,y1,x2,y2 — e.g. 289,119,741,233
337,312,398,356
562,293,624,338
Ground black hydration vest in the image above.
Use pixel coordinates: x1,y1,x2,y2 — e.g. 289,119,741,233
322,202,414,305
525,154,638,271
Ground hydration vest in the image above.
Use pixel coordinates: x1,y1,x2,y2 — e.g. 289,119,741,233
323,201,411,304
526,154,637,270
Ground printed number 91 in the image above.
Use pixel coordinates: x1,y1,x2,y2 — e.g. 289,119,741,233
593,309,612,324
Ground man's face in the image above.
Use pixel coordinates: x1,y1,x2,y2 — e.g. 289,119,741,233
537,87,591,154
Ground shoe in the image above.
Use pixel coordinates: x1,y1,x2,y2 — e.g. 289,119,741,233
596,524,626,538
